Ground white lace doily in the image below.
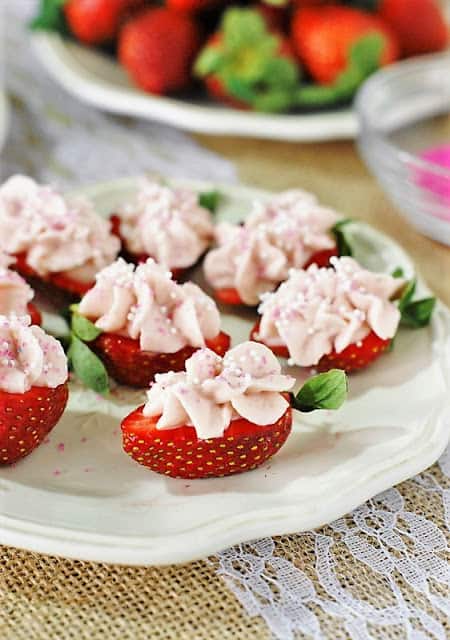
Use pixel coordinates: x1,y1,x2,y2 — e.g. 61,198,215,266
2,3,449,639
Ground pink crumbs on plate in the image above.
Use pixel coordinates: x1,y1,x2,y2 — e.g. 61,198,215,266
57,442,65,452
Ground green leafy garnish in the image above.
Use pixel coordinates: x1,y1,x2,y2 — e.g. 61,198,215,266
397,278,436,329
68,336,109,395
297,33,384,107
400,297,436,329
291,369,348,413
195,8,300,113
391,267,405,278
199,190,221,213
30,0,67,33
332,219,354,257
71,311,102,343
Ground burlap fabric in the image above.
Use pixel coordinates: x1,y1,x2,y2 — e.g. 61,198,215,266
1,458,448,640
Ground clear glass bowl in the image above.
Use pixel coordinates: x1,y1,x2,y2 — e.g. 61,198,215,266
355,53,450,245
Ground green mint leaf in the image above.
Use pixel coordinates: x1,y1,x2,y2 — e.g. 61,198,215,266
224,76,257,102
30,0,67,33
71,312,102,343
400,297,436,329
392,267,405,278
332,219,354,257
398,278,417,312
69,336,109,394
198,190,221,213
292,369,348,413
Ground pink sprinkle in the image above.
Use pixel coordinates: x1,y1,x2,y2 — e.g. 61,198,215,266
83,467,94,473
52,469,62,476
112,429,118,436
80,437,88,443
57,443,65,452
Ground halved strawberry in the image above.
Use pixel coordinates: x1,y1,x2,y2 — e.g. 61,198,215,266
251,321,391,373
121,403,293,479
13,252,93,298
214,248,339,307
110,214,184,280
0,383,69,465
315,330,391,373
91,331,231,388
27,303,42,326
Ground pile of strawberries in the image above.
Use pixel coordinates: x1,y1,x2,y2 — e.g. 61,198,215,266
34,0,449,112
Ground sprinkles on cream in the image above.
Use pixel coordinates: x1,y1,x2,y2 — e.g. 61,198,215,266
256,257,405,367
0,251,34,317
0,315,68,394
78,258,222,353
204,189,339,305
117,179,214,269
143,342,295,439
0,175,120,282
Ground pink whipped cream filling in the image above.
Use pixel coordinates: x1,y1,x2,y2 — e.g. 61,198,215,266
78,258,222,353
256,257,405,367
0,252,34,317
0,315,68,393
0,175,120,281
204,189,339,305
117,179,214,269
143,341,295,439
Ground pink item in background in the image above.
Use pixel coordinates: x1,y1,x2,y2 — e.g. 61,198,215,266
418,143,450,208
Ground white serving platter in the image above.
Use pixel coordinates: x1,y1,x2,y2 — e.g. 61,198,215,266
0,177,448,566
32,32,358,142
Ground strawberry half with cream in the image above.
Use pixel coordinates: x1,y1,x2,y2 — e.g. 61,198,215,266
111,179,214,278
121,341,347,479
204,189,340,306
0,175,120,298
0,315,69,464
0,252,41,325
74,258,230,389
251,257,407,372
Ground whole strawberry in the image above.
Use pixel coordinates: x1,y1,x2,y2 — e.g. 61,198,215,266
118,7,200,94
378,0,448,56
64,0,142,45
195,8,301,112
292,5,399,105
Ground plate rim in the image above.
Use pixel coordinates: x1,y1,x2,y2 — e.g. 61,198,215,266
0,176,448,566
31,32,358,142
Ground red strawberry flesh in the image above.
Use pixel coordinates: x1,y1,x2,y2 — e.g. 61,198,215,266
122,403,292,478
0,382,69,465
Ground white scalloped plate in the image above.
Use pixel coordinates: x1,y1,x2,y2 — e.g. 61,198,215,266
31,32,357,142
0,177,449,566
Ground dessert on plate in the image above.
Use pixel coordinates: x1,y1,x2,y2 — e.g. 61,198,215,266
204,189,342,306
251,256,435,373
0,315,69,464
121,341,347,479
0,175,120,298
110,179,215,278
0,251,41,325
72,257,230,389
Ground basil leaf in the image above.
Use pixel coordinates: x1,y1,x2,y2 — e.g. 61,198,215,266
292,369,348,413
391,267,405,278
198,190,221,213
400,297,436,329
332,219,354,257
68,336,109,394
71,312,102,343
398,278,417,312
30,0,67,33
